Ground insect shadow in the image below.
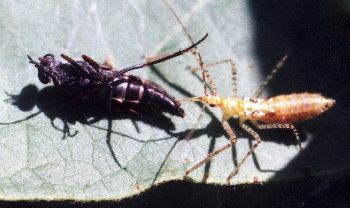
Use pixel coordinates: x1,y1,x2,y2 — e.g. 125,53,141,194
2,84,178,173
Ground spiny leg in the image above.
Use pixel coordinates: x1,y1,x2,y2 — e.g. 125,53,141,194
184,143,232,178
164,0,238,178
253,54,289,98
165,0,236,95
222,120,238,144
194,52,212,96
186,65,217,95
227,123,261,184
184,121,237,178
188,59,237,96
164,2,230,171
163,0,211,96
164,0,237,174
257,123,301,149
164,0,219,168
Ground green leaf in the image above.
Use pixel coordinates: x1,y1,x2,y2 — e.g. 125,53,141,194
0,0,340,201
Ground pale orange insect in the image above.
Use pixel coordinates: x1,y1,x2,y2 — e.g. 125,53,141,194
185,55,335,184
164,0,335,184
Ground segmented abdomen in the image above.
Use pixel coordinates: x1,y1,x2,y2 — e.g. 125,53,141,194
255,93,335,123
110,75,184,117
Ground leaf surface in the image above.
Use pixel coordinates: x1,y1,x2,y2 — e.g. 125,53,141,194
0,0,342,201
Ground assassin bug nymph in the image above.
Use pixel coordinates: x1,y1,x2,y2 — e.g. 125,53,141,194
185,55,335,183
26,34,208,118
164,0,335,184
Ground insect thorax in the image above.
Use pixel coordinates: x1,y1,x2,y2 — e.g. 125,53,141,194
223,97,269,122
221,97,243,120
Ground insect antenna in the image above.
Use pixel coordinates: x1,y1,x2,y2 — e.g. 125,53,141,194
163,0,213,96
163,1,222,142
253,53,290,98
113,33,208,77
0,111,42,125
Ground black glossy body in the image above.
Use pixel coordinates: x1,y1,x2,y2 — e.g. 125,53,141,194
110,74,183,116
28,54,184,117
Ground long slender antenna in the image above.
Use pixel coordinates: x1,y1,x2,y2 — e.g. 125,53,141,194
164,0,194,44
253,53,289,98
163,0,211,96
114,33,208,77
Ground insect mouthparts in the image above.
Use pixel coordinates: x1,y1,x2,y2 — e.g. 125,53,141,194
190,96,203,102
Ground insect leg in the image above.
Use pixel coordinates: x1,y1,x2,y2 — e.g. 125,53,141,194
82,55,100,72
188,59,237,96
60,54,91,76
186,63,217,95
184,121,237,178
222,120,238,144
253,54,289,98
61,54,82,68
163,0,212,96
257,123,301,149
227,123,261,184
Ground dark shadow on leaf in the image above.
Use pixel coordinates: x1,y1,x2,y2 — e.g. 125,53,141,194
4,84,177,132
1,169,349,208
1,84,179,176
248,0,350,184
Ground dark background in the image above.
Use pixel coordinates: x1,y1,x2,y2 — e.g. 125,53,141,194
2,0,350,207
